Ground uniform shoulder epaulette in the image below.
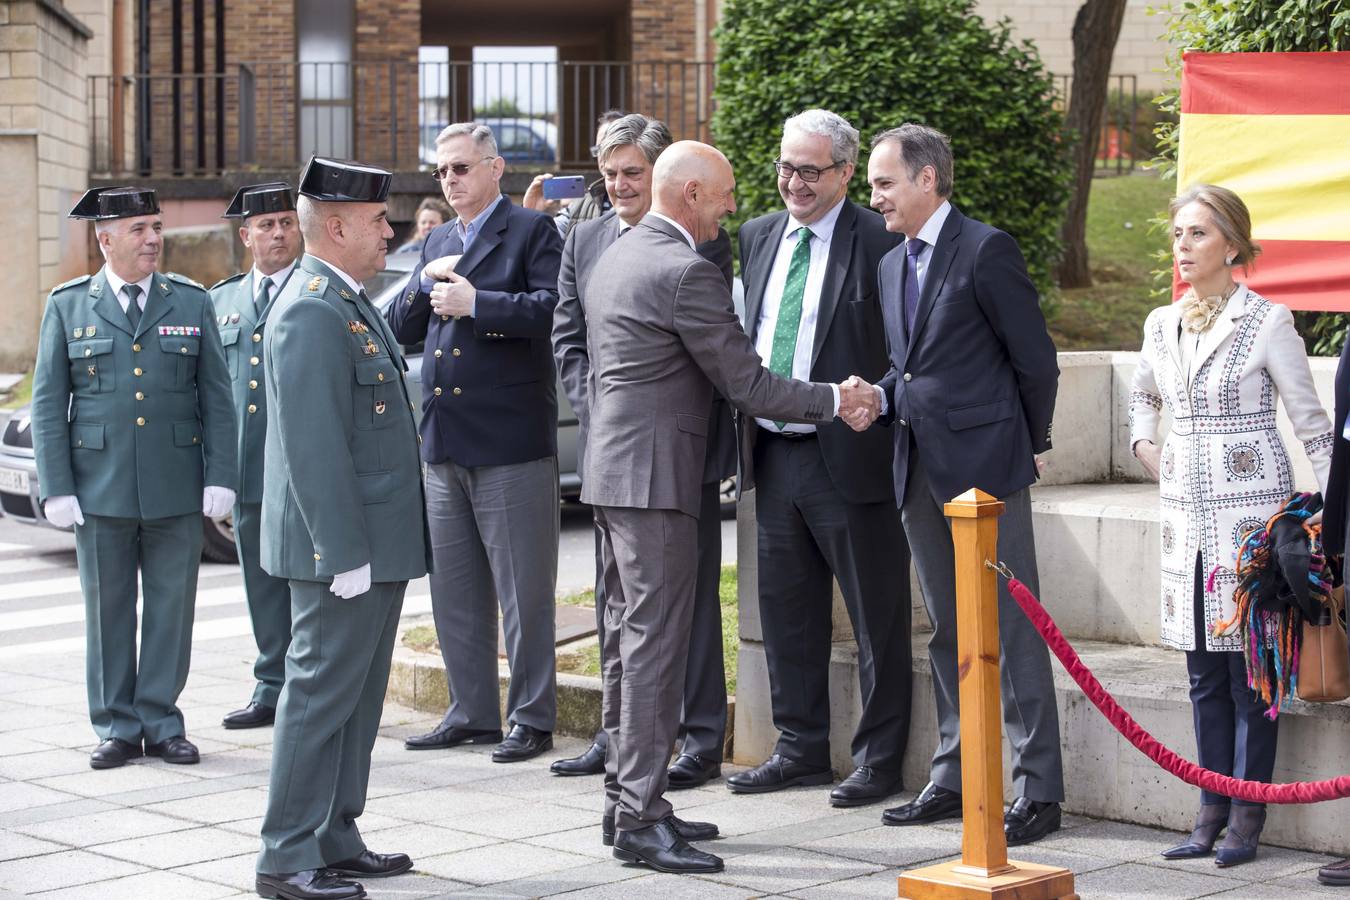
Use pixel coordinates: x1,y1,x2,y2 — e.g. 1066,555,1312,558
51,274,92,293
165,272,207,290
209,272,247,291
301,273,329,296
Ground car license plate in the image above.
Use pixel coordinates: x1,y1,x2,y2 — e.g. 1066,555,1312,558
0,467,29,494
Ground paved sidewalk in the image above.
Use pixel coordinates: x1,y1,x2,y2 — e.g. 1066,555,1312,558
0,629,1342,898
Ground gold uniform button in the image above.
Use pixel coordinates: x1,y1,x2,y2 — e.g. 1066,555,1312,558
903,372,912,382
377,372,385,382
433,387,443,396
76,439,83,447
135,391,144,400
252,333,262,343
452,387,462,396
452,348,461,357
314,553,321,561
133,367,143,376
192,436,199,444
434,349,443,358
250,356,260,366
180,346,188,354
409,400,415,410
248,404,258,414
440,314,449,321
84,348,92,357
249,379,258,390
135,417,145,426
132,343,141,352
417,434,423,444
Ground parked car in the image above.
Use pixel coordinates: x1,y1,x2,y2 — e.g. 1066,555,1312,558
420,117,559,166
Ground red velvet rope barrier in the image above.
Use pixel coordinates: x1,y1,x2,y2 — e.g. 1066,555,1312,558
1006,575,1350,804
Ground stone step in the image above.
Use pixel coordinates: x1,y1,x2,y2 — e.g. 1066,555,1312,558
733,632,1350,855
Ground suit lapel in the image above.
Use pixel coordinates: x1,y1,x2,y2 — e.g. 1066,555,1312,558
135,274,175,339
744,212,787,343
453,195,511,281
906,208,961,350
89,269,133,336
1158,300,1183,376
811,201,855,364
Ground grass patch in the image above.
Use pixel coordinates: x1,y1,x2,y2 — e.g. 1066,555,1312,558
558,587,595,607
0,369,33,412
1046,169,1176,351
402,624,439,654
555,565,742,695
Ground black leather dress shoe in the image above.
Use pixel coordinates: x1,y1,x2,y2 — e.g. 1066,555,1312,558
667,753,721,790
492,724,553,762
613,817,723,874
1004,798,1061,846
726,753,832,794
829,766,902,808
882,781,962,825
144,735,200,765
256,869,365,900
403,726,502,751
222,701,276,730
328,849,413,878
550,740,606,776
90,738,142,770
602,813,719,847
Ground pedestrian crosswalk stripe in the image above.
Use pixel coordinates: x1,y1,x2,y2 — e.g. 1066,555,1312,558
0,563,237,602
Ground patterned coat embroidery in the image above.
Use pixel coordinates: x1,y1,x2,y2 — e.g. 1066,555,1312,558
1129,288,1333,652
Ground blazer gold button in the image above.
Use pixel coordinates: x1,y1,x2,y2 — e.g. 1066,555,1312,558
418,434,423,444
314,553,321,561
76,439,83,447
192,436,199,443
441,314,449,321
248,404,257,413
452,348,461,357
434,349,443,358
433,387,442,396
252,333,262,342
136,417,145,426
132,343,141,352
84,348,92,357
134,367,143,376
899,418,908,426
377,372,385,382
135,391,144,400
249,379,258,389
180,346,188,354
409,400,415,410
452,387,461,396
250,356,260,365
903,372,912,382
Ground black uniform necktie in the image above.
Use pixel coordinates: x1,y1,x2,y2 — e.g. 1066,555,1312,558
123,284,142,331
256,276,273,315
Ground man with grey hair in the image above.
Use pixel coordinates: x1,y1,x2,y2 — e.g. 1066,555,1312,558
865,122,1064,845
389,121,565,763
550,114,736,794
726,109,911,808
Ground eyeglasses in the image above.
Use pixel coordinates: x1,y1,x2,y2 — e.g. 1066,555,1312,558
773,160,843,183
431,157,497,181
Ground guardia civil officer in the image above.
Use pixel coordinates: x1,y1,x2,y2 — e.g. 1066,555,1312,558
210,183,302,730
255,158,430,900
31,187,238,770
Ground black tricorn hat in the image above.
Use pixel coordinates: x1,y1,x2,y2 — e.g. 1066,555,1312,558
223,182,296,219
297,157,392,203
68,186,160,221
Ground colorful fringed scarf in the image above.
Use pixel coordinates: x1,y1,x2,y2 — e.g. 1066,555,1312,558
1211,492,1334,719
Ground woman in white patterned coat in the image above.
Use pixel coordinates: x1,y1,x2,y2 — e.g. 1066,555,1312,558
1129,184,1333,870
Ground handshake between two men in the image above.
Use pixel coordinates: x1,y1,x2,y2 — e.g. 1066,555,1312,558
836,375,882,432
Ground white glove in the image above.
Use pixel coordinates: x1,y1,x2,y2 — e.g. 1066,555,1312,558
44,495,84,528
330,563,372,599
202,485,236,518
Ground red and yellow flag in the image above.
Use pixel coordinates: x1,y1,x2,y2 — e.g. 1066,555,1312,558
1178,50,1350,310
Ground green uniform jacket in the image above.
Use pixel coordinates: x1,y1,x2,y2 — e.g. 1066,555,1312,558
209,268,295,505
31,268,238,519
260,254,431,583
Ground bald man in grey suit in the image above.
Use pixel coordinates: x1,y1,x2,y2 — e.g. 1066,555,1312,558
582,140,879,875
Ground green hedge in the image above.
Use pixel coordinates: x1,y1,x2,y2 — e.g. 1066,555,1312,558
711,0,1072,293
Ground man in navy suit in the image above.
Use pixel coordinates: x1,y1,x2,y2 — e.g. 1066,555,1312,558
863,123,1064,846
387,122,564,762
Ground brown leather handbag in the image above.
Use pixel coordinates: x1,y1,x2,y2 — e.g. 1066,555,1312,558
1298,585,1350,703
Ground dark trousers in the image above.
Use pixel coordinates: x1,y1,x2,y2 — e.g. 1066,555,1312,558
754,432,911,770
1187,555,1278,808
590,480,727,762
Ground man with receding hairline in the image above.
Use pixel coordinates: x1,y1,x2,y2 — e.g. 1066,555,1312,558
581,140,881,874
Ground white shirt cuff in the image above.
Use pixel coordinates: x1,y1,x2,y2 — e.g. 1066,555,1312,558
830,383,840,417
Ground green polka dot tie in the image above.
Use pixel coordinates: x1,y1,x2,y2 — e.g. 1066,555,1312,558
768,227,812,429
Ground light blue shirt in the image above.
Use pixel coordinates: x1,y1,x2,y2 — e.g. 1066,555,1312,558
457,193,504,255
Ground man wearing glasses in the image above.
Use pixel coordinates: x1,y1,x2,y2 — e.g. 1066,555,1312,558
726,110,912,809
388,122,565,764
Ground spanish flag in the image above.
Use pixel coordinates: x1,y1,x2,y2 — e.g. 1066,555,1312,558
1178,51,1350,310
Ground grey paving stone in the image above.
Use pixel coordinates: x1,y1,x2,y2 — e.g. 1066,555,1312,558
0,848,146,893
712,807,880,858
444,800,602,840
0,797,116,828
360,822,499,858
16,806,199,846
3,717,95,744
417,841,594,886
0,748,97,781
1072,861,1252,898
33,869,241,900
170,852,258,893
451,860,644,897
795,867,906,899
471,767,607,801
541,871,761,898
707,844,884,894
521,824,612,861
101,771,269,807
0,830,66,862
138,786,269,824
1152,844,1335,883
369,787,512,826
0,779,79,813
0,734,60,757
91,824,260,868
796,823,958,868
651,795,835,838
34,762,203,799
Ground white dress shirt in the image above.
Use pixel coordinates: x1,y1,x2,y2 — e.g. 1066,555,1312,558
753,199,845,433
307,254,365,296
252,260,296,304
103,268,154,314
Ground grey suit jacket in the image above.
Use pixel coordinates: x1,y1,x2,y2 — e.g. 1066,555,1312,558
553,210,736,484
580,216,834,518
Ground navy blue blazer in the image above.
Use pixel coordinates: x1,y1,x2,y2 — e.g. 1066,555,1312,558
1320,330,1350,554
876,206,1059,507
387,196,564,467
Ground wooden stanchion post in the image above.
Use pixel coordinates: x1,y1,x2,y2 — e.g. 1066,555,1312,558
898,488,1076,900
